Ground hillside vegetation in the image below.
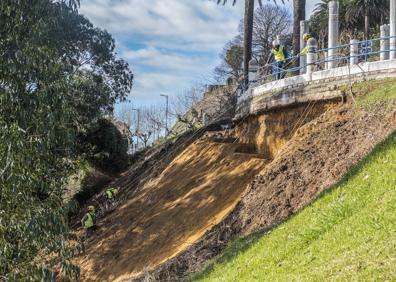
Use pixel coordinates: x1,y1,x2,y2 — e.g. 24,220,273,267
193,129,396,281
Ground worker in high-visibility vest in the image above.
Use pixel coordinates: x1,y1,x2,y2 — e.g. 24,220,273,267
269,39,288,80
105,187,119,200
299,33,312,55
81,205,96,237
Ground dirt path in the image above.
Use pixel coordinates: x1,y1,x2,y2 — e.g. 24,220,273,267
77,141,268,281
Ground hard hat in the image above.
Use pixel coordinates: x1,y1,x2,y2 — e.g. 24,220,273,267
272,39,280,47
303,33,312,41
87,205,95,212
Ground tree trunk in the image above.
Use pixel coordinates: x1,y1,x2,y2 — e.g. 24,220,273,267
292,0,306,61
365,12,369,40
243,0,254,90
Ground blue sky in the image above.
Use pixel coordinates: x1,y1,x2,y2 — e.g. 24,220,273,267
80,0,320,111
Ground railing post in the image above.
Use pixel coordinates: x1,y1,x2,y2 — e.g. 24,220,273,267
328,1,339,69
306,38,318,75
391,0,396,59
381,24,390,60
324,51,328,70
300,20,309,74
350,39,359,65
202,112,208,126
248,59,258,85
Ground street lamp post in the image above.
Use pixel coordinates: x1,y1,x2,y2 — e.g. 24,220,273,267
160,94,169,136
131,108,140,150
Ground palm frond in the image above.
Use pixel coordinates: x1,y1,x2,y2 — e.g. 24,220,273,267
216,0,287,6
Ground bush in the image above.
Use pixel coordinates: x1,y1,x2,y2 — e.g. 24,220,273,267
80,118,130,173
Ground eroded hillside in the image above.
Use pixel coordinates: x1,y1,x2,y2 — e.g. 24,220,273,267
75,79,396,282
77,140,268,281
141,79,396,281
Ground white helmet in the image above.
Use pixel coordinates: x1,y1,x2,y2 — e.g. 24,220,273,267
272,39,280,48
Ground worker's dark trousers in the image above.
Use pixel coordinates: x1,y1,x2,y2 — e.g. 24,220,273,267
85,226,96,238
273,61,285,80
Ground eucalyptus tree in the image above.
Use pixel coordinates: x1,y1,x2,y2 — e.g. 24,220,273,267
0,0,133,279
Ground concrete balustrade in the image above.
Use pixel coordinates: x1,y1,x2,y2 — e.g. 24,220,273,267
248,59,258,83
328,1,339,69
381,24,390,60
350,39,359,65
241,0,396,106
306,38,318,75
300,20,309,74
391,0,396,59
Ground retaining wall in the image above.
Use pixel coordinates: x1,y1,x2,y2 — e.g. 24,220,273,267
236,59,396,120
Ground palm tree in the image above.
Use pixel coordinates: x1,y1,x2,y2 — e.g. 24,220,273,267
218,0,260,88
218,0,304,85
310,0,388,44
345,0,388,40
292,0,305,57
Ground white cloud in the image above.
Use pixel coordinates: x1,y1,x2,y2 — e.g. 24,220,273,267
80,0,244,107
80,0,321,108
80,0,243,51
123,47,212,73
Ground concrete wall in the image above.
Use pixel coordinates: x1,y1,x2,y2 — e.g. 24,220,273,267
236,59,396,120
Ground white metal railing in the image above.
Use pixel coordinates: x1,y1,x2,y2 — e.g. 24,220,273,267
248,35,396,87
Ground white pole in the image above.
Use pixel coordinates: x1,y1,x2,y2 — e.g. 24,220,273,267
300,20,309,74
350,39,359,65
328,1,339,69
306,38,317,75
391,0,396,59
381,24,390,61
248,59,258,84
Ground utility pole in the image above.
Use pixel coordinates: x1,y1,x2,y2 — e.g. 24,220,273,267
132,108,140,150
160,94,169,136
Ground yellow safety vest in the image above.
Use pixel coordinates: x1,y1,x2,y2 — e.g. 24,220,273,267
106,188,119,199
272,46,285,61
300,47,308,55
84,212,95,228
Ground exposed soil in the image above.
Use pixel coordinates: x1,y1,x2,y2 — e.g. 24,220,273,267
76,139,268,281
235,101,335,158
139,99,396,281
72,127,213,226
73,81,396,281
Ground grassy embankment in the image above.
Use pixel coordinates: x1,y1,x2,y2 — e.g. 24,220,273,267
193,79,396,281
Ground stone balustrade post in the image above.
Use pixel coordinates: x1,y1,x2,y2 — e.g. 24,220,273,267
328,1,339,69
306,38,318,75
381,24,390,60
350,39,359,65
300,20,309,74
248,59,258,85
391,0,396,59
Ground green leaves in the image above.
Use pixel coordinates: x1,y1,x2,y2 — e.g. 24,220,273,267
0,0,133,280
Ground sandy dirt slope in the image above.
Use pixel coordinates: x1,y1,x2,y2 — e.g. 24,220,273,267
144,99,396,281
77,140,268,281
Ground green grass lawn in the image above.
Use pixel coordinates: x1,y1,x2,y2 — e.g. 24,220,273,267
353,78,396,110
193,130,396,281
